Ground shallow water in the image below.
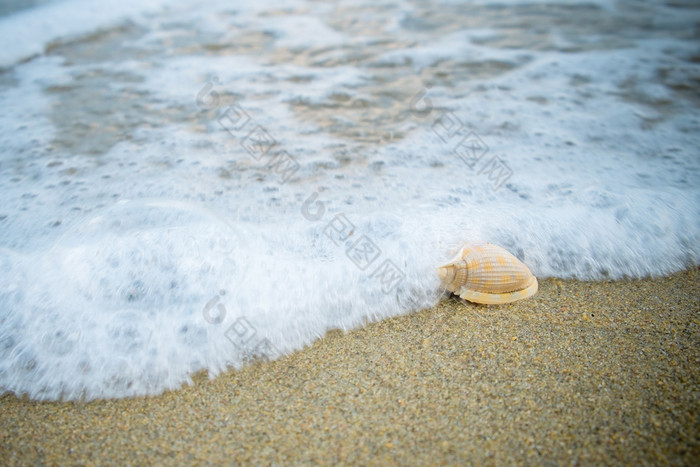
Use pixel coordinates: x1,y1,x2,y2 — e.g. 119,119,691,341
0,0,698,400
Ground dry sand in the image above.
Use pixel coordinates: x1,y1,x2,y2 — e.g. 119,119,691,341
1,269,698,465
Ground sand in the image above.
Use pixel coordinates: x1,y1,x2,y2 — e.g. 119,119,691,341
1,269,698,465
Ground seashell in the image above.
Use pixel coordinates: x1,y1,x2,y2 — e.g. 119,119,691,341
437,243,538,305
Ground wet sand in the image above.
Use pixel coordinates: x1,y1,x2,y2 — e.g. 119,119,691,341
1,269,698,465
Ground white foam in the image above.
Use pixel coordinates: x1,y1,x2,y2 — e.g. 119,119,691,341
0,0,698,400
0,0,189,69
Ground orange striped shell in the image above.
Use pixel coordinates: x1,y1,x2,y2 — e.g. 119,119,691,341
437,243,538,305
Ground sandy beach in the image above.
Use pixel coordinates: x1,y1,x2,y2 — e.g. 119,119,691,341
1,0,699,464
1,269,698,465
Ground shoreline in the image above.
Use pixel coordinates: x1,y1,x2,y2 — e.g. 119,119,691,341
2,269,699,464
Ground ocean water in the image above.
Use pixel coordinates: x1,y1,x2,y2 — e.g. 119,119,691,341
0,0,698,400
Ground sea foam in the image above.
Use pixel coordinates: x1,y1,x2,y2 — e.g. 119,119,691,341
0,0,698,399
